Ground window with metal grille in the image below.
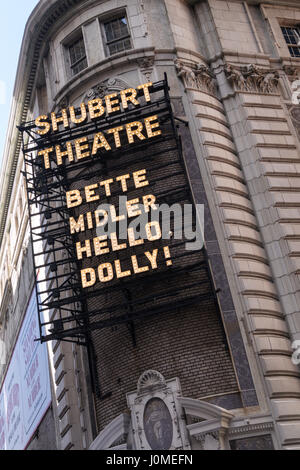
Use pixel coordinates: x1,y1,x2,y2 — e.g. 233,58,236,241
281,26,300,58
69,36,88,76
103,16,132,56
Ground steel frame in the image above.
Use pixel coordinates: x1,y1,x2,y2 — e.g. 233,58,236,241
20,76,217,348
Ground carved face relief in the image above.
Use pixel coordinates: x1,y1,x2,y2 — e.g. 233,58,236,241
288,104,300,141
143,398,173,450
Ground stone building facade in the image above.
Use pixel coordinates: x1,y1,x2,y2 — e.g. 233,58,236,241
0,0,300,450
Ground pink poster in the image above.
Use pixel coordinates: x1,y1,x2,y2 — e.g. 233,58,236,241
0,292,51,449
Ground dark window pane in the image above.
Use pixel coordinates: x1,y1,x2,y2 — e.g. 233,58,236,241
72,57,88,75
281,26,300,58
69,36,87,76
104,16,132,56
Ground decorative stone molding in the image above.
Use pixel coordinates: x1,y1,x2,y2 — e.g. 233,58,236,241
288,103,300,132
137,56,155,82
283,65,299,83
195,431,220,450
224,63,279,94
58,95,69,109
89,413,130,450
137,370,166,393
127,371,190,450
84,77,131,101
0,279,12,328
175,59,217,94
178,397,234,450
229,422,273,437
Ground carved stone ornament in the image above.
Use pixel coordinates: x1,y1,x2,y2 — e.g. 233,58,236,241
137,370,166,394
283,65,299,83
175,59,217,94
288,103,300,131
84,77,130,101
127,371,191,450
137,56,155,82
137,57,155,70
196,431,221,450
224,63,279,93
58,95,69,109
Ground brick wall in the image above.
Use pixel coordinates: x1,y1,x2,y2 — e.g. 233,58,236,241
93,300,238,431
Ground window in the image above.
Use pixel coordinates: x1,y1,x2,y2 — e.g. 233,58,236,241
68,35,88,76
103,15,132,56
281,26,300,58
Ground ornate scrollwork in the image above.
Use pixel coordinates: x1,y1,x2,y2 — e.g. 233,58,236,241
137,370,167,394
283,65,299,83
58,95,69,109
175,59,217,94
224,63,279,93
137,57,154,69
196,431,220,450
84,77,130,101
137,57,155,82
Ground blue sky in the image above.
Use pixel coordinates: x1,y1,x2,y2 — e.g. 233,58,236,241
0,0,39,163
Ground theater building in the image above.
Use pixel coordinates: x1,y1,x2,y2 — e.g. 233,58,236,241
0,0,300,451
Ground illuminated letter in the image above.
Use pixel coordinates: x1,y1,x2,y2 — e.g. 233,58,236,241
56,142,74,165
110,205,125,223
69,103,87,125
127,198,142,218
69,214,85,234
115,260,131,279
145,249,158,270
133,169,149,188
116,174,130,193
105,93,120,114
38,147,54,169
75,137,90,160
128,228,144,247
81,268,96,288
51,109,69,132
111,233,127,252
87,212,93,229
143,194,157,212
137,82,153,102
88,99,105,119
35,115,51,135
107,126,124,148
120,88,140,109
131,255,149,274
146,221,162,241
92,132,111,154
145,115,161,138
85,184,99,203
76,239,92,260
66,190,82,208
95,209,108,227
98,263,114,283
126,121,146,144
100,179,114,197
94,236,109,256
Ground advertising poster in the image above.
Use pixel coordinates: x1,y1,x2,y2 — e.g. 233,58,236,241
0,292,51,450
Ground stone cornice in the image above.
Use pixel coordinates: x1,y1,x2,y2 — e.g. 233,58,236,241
53,47,156,107
186,0,300,7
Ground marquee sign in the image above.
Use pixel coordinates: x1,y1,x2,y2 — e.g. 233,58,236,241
20,77,214,346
